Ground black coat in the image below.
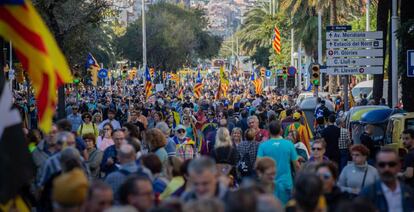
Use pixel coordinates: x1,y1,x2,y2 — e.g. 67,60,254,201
321,125,341,165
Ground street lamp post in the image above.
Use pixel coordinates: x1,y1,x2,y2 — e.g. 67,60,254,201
317,1,323,89
141,0,147,73
366,0,370,80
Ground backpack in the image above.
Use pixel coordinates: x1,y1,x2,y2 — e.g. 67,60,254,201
117,167,149,178
237,151,253,177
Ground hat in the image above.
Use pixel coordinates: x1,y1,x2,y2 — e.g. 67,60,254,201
293,112,301,120
175,124,186,131
52,168,89,207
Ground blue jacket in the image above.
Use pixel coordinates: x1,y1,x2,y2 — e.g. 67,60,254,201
359,180,414,212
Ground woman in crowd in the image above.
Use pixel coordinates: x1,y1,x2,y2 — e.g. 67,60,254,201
96,123,114,151
122,122,141,141
338,144,379,197
145,128,168,164
255,157,276,194
83,133,103,179
237,128,259,178
315,162,346,212
182,115,195,141
210,127,239,168
231,127,243,146
141,153,168,196
77,112,99,137
160,156,184,200
308,138,329,163
92,112,103,126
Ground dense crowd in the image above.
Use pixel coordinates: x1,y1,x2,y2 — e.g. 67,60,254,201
16,73,414,212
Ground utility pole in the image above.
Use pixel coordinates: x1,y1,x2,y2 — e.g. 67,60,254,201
366,0,370,80
141,0,147,75
317,0,323,89
298,43,302,90
391,0,399,107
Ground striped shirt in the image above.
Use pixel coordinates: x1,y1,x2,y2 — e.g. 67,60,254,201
338,127,351,150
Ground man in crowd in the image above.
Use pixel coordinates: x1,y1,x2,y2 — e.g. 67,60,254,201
401,129,414,188
99,109,121,131
247,115,269,142
360,148,414,212
118,175,154,211
66,105,82,133
100,130,126,176
257,121,299,205
83,181,114,212
105,143,148,202
321,114,340,166
182,156,228,201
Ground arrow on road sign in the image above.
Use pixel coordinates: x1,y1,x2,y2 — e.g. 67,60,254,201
327,58,383,66
326,40,383,49
326,31,383,40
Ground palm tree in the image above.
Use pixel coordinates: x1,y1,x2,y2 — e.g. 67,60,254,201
236,1,291,67
281,0,367,93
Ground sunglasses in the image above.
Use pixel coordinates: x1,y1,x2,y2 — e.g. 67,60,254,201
377,161,398,168
318,172,332,180
312,147,323,151
177,130,186,134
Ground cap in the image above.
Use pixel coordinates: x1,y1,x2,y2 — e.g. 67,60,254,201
175,124,186,131
52,168,89,206
293,112,301,120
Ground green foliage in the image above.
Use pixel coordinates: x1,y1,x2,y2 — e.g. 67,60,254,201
236,2,291,68
349,5,377,32
33,0,116,68
116,3,221,71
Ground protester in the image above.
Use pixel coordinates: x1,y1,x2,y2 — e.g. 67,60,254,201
160,156,184,200
118,175,154,211
337,118,351,172
315,162,347,212
257,121,299,205
237,128,259,178
97,123,115,151
78,112,99,137
100,130,126,176
338,144,378,198
321,114,340,166
83,181,113,212
360,147,414,212
247,115,269,142
99,109,121,130
145,128,168,164
231,127,243,146
255,157,276,194
400,129,414,188
84,133,103,180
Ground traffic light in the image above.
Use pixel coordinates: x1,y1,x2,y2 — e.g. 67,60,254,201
260,67,265,78
73,72,80,84
311,64,320,86
282,66,287,80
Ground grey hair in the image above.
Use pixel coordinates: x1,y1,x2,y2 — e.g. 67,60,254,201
247,115,259,123
56,131,74,146
118,143,136,160
188,156,217,175
155,121,171,136
59,147,82,172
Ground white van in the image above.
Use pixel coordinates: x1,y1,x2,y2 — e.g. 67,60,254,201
352,80,389,102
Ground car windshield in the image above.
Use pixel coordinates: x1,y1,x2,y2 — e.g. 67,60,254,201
406,118,414,130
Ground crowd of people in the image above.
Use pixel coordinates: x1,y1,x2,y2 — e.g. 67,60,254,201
17,72,414,212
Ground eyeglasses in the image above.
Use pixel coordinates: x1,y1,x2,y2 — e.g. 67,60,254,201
312,147,323,151
177,130,186,134
377,161,398,168
318,172,332,180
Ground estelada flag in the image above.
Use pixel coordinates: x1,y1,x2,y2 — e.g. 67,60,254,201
193,69,203,99
0,79,34,209
86,53,100,86
0,0,73,133
144,66,152,99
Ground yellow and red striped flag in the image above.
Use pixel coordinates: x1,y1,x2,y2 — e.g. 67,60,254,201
177,86,184,100
0,0,73,133
272,26,281,54
251,70,263,95
170,73,179,83
144,67,152,99
193,69,203,99
219,66,229,98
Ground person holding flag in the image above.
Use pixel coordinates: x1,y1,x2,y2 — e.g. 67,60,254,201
144,66,152,99
86,53,100,86
251,69,263,95
193,69,203,99
284,111,312,153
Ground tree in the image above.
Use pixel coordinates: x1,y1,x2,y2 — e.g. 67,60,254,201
399,0,414,111
117,3,221,71
236,1,291,68
33,0,113,118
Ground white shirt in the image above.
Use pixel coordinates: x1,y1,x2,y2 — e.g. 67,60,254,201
381,181,403,212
